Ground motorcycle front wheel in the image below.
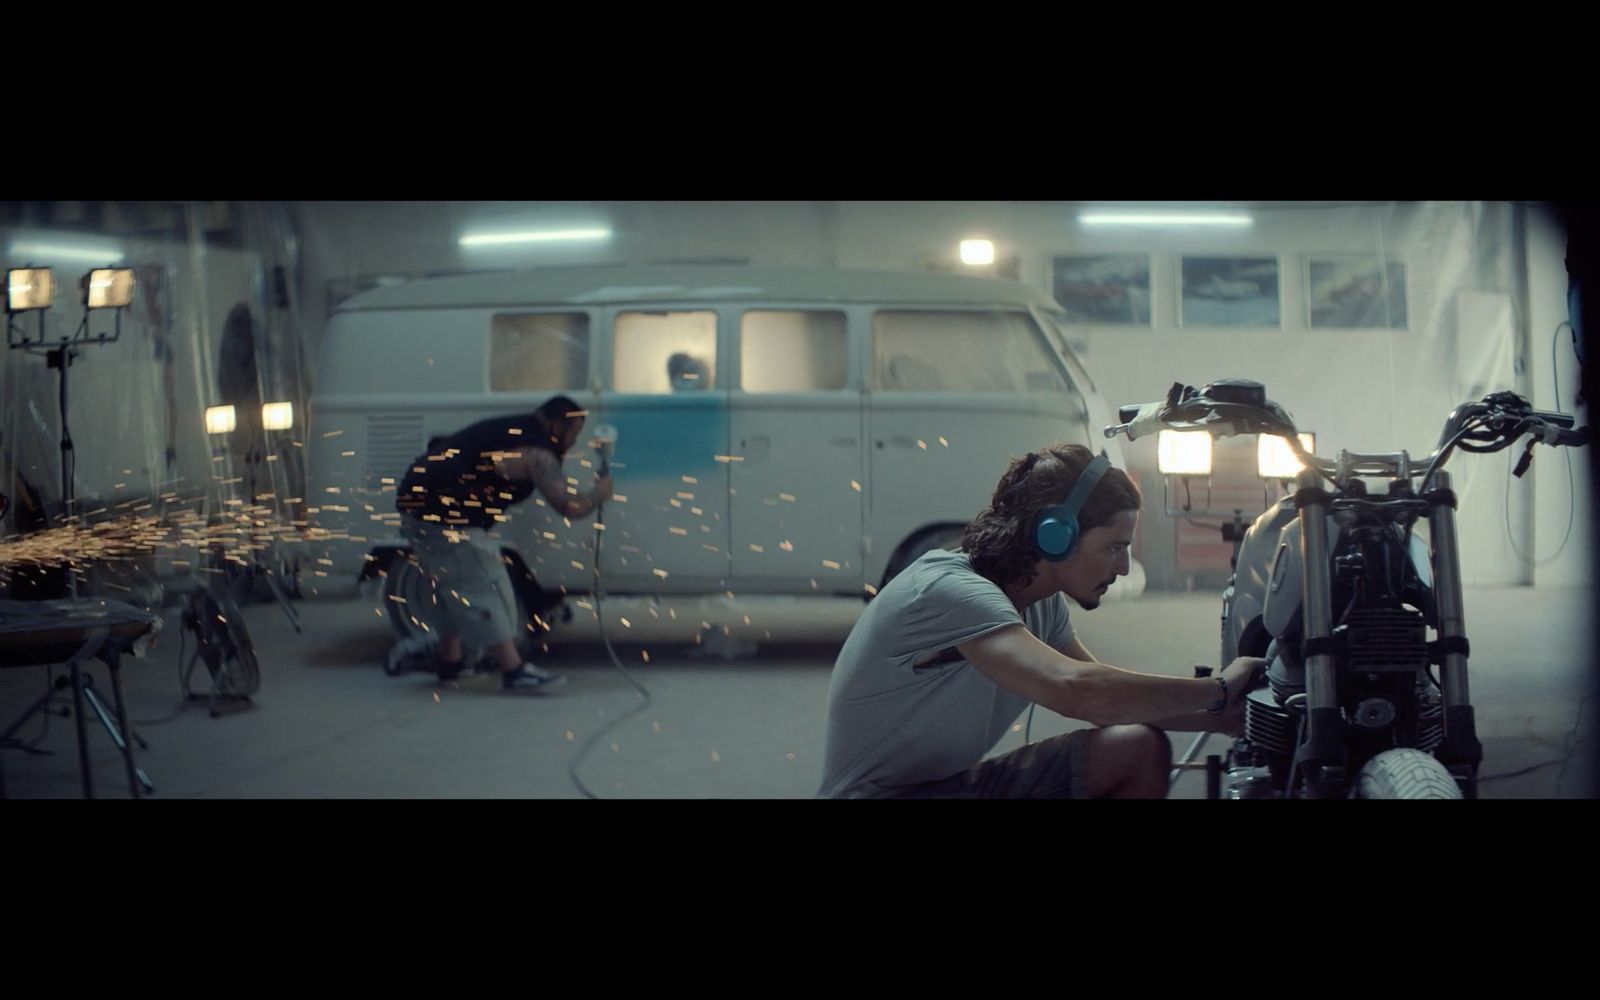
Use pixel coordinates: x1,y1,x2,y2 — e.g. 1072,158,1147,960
1354,748,1464,799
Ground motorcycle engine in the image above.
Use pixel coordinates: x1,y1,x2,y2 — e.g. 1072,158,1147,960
1264,637,1304,701
1234,628,1446,797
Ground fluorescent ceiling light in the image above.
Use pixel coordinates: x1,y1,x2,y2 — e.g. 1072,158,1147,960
1157,430,1213,476
10,242,125,263
960,239,995,266
459,228,612,247
1078,212,1253,227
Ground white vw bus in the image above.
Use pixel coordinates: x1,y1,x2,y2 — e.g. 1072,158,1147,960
304,266,1137,640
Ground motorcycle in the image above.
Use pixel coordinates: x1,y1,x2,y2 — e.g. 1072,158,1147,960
1104,378,1590,799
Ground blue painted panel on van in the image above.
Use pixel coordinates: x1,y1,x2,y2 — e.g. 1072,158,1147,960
600,396,729,478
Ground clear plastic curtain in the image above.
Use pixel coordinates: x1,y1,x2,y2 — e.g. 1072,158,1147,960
0,202,311,593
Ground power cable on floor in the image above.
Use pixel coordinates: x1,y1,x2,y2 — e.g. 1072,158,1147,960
1479,694,1593,783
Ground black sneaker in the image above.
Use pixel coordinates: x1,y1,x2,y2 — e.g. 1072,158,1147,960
500,663,567,694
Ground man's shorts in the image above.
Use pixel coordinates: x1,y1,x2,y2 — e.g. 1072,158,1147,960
882,729,1095,799
400,518,517,648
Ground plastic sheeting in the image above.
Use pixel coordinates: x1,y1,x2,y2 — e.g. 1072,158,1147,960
1,203,313,596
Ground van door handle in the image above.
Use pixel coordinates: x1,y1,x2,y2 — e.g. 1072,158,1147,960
828,436,856,447
742,435,771,462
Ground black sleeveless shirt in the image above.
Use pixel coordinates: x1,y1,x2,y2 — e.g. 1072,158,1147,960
395,413,562,530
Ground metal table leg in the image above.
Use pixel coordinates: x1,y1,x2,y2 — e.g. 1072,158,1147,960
69,659,93,800
104,649,147,798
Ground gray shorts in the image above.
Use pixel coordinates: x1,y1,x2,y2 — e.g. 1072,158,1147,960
399,518,517,648
882,729,1095,799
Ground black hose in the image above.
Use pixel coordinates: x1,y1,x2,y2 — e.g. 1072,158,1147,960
567,501,653,800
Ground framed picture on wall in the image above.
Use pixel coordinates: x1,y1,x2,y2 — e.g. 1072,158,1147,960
1306,256,1408,329
1180,257,1281,328
1050,254,1152,325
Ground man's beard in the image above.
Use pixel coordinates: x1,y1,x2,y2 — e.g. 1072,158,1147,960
1072,581,1114,611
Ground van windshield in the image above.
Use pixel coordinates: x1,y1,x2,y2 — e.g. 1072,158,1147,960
872,310,1070,393
1037,311,1096,394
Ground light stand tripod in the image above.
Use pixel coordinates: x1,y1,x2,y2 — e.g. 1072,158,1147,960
177,576,259,717
204,428,300,635
244,437,302,631
6,266,132,574
4,266,158,791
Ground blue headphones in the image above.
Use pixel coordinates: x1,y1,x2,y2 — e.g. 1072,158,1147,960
1033,453,1112,561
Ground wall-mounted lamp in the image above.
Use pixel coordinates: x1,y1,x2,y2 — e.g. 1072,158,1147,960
959,239,995,266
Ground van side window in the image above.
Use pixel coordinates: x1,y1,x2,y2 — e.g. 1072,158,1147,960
872,310,1069,392
613,311,718,393
489,313,590,392
739,310,847,392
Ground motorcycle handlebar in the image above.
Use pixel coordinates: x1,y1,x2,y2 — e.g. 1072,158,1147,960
1106,385,1590,477
1532,408,1576,430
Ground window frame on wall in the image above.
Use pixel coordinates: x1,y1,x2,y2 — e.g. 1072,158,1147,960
737,308,850,393
486,310,593,393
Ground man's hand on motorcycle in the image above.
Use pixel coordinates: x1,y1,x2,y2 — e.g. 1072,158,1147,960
1221,656,1269,708
1215,691,1248,736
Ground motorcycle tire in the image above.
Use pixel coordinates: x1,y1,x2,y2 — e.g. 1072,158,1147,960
383,557,444,641
1354,748,1463,799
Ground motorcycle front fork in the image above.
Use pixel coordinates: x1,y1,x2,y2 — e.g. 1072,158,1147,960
1290,468,1481,799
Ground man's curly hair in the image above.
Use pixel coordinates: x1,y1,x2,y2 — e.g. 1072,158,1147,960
961,443,1141,589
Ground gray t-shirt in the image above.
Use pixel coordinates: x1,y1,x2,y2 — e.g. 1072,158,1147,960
818,548,1075,798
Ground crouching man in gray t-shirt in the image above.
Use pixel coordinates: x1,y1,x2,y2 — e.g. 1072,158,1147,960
818,443,1267,798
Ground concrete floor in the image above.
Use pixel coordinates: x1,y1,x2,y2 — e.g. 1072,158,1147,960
1,585,1594,799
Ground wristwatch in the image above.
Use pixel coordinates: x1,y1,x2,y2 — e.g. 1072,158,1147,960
1207,676,1229,714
